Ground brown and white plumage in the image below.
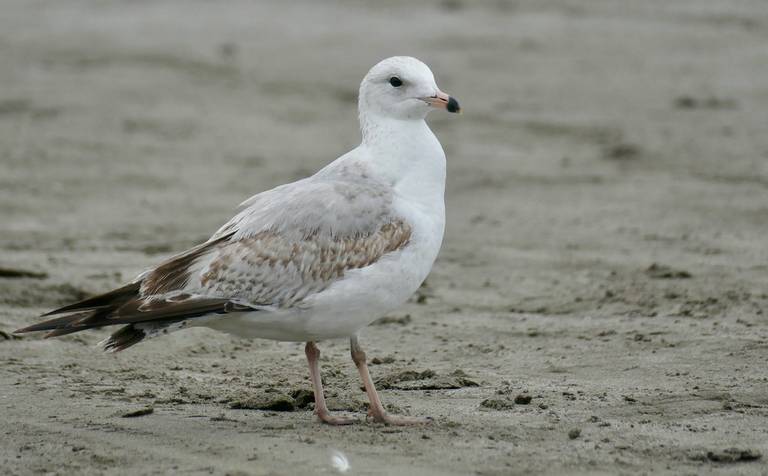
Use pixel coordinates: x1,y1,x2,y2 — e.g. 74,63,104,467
16,56,461,425
16,165,413,348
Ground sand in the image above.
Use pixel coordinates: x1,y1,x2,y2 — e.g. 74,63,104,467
2,0,768,474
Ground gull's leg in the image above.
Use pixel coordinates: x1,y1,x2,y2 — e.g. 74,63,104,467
350,336,432,425
305,341,354,425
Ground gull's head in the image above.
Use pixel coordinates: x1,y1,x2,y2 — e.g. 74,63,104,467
358,56,460,120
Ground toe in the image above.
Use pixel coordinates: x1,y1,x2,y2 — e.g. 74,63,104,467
317,413,356,425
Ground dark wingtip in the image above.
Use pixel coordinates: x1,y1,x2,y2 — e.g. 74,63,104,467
13,323,76,336
13,309,96,335
13,324,42,334
11,324,71,336
41,281,141,317
15,320,66,334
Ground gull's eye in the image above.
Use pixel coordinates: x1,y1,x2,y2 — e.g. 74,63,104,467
389,76,403,88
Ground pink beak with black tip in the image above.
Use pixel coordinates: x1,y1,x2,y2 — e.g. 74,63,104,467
422,90,461,113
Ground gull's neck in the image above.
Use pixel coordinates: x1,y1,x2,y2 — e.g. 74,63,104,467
357,111,446,206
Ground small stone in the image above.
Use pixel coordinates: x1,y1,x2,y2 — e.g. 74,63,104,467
645,263,692,279
480,399,515,411
371,356,396,365
706,448,761,463
514,394,532,405
121,407,154,418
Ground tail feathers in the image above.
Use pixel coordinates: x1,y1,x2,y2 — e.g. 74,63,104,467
98,325,146,353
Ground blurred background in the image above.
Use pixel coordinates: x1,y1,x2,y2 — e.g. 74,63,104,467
1,1,767,474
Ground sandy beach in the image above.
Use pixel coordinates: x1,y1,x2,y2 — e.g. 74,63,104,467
2,0,768,474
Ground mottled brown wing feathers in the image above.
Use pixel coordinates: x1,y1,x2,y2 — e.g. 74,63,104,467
197,219,412,308
15,219,411,337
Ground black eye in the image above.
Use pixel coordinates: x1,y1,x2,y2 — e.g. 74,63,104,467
389,76,403,87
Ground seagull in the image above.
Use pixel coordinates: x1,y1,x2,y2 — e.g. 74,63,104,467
15,56,460,425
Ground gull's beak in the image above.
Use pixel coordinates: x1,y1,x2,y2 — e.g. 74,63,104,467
422,90,461,114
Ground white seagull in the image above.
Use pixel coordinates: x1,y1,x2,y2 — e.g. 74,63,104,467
16,56,461,425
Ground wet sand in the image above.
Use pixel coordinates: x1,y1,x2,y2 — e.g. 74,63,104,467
2,0,768,474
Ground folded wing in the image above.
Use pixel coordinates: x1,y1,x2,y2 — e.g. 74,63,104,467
14,166,411,350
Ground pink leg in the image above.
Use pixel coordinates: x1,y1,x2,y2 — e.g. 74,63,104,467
350,337,432,425
305,342,355,425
